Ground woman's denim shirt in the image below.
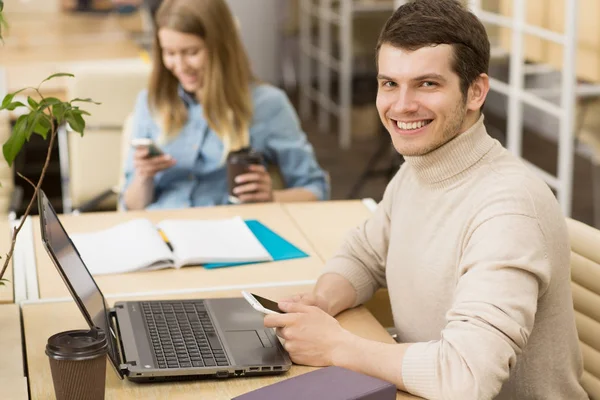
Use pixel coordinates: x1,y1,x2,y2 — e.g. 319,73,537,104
122,84,330,210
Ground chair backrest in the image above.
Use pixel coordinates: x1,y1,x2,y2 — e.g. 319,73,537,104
66,58,151,128
567,217,600,399
63,58,151,210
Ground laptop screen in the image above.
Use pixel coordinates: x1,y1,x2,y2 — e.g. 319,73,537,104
38,191,121,374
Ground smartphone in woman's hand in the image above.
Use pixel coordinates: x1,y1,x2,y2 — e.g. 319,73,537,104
131,138,164,157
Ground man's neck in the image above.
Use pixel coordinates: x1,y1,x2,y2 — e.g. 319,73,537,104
458,110,482,135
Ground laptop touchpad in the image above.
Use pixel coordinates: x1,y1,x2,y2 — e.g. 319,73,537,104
224,330,282,366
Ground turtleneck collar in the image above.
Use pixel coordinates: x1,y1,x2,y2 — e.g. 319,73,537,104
403,114,496,186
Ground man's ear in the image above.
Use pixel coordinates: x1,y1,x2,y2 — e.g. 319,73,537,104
467,73,490,111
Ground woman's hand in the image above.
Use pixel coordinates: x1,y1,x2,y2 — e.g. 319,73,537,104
233,164,274,203
133,147,176,179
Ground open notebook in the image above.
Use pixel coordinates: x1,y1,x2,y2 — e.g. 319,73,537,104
69,217,305,275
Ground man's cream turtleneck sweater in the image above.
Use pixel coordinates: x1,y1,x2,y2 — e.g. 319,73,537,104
323,116,587,400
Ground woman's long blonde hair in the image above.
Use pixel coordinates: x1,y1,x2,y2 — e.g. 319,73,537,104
149,0,254,154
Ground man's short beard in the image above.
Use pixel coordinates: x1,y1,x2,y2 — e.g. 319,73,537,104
412,98,467,157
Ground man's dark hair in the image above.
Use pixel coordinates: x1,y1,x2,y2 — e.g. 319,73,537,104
377,0,490,98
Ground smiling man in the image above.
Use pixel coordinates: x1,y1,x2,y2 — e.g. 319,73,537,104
264,1,588,399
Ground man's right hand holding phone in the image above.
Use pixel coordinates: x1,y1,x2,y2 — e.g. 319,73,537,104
133,145,176,179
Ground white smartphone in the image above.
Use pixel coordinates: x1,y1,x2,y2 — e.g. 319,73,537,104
131,138,164,157
242,291,284,315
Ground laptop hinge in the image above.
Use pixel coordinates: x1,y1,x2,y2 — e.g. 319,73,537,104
109,306,131,377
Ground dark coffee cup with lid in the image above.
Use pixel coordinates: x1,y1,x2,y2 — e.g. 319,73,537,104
227,147,264,204
46,327,108,400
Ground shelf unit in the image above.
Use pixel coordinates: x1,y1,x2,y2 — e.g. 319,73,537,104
298,0,406,149
470,0,586,217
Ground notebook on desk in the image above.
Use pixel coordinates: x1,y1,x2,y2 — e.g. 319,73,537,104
232,366,396,400
69,216,308,275
37,190,292,382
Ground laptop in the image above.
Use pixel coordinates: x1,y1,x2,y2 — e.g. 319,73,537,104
37,190,291,382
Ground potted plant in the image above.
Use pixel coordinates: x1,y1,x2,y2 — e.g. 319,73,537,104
0,0,97,287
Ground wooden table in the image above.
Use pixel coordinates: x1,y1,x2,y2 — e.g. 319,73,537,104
1,11,143,98
22,286,418,399
32,203,323,299
0,220,14,303
283,200,374,262
0,304,28,399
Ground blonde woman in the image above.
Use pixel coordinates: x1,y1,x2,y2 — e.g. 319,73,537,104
122,0,329,210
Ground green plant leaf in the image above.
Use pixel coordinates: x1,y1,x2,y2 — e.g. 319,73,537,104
39,97,63,109
26,111,51,140
70,98,101,105
41,73,75,84
3,114,28,166
52,103,68,124
0,2,6,43
32,114,52,139
4,101,26,111
1,88,28,110
27,96,39,109
1,93,15,109
65,109,85,134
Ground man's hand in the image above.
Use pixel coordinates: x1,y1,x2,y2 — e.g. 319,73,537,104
263,302,354,367
233,164,274,203
280,292,333,315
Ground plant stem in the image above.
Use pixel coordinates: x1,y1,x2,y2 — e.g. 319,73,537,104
0,117,57,282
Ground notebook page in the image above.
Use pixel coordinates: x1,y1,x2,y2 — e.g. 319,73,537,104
157,217,273,267
70,219,174,275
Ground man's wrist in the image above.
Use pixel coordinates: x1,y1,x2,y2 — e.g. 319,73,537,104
330,329,360,368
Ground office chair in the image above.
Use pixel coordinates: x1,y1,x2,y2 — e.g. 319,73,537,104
58,58,151,213
566,217,600,399
347,126,403,199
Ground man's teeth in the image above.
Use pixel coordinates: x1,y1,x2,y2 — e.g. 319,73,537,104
396,120,430,130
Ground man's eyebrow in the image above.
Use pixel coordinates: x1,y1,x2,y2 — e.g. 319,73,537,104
377,74,395,81
376,73,448,83
412,73,447,83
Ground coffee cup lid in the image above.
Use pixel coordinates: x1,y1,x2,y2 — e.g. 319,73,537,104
46,327,108,361
227,147,263,164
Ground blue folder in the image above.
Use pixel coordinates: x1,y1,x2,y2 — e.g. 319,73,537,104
203,220,308,269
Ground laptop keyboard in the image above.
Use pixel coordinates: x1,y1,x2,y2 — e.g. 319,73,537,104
141,301,230,369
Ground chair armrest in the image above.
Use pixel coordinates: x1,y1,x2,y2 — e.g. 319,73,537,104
73,188,119,214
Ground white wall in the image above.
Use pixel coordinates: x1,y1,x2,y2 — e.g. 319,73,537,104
225,0,281,85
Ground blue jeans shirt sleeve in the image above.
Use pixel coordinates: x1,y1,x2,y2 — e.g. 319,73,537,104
251,86,330,201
